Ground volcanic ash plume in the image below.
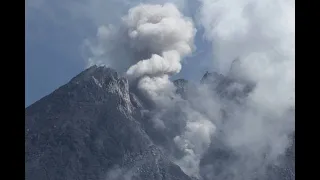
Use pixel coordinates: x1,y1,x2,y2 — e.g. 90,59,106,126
86,3,214,177
87,3,196,104
123,3,196,103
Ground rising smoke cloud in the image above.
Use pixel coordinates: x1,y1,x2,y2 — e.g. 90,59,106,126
87,3,196,105
86,0,295,179
86,3,215,178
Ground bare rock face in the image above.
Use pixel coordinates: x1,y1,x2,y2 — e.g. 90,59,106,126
201,71,255,101
25,66,192,180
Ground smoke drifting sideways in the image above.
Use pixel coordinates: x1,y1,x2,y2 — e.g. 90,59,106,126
86,1,295,180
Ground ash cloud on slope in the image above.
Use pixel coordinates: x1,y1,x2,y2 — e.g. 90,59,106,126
86,3,216,178
86,1,295,179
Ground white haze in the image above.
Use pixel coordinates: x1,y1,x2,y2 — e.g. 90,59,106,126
195,0,295,179
198,0,295,155
86,0,295,179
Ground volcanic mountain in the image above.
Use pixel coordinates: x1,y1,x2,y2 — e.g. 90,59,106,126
25,65,294,180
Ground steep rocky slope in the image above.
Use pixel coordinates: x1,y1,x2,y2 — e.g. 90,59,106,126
25,66,192,180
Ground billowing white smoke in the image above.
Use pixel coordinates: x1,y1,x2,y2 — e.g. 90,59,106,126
122,3,196,94
87,3,195,72
87,3,217,178
118,6,218,178
87,3,195,104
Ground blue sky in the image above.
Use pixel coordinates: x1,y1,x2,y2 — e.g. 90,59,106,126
25,0,213,107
